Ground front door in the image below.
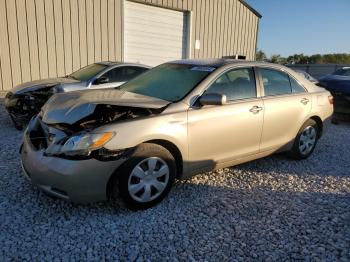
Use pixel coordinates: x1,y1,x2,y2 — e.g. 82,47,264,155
187,67,264,171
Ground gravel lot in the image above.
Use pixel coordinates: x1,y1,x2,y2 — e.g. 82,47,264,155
0,99,349,261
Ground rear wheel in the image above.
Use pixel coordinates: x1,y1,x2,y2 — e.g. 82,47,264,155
113,143,176,210
288,119,319,160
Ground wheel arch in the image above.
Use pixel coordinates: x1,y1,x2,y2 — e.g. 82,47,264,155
145,139,183,178
106,139,184,199
309,115,323,138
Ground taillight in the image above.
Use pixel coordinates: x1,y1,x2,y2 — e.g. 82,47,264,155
328,95,334,104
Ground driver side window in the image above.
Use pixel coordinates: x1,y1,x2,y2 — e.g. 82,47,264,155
206,67,257,101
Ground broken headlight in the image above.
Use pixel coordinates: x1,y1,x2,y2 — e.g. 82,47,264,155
48,131,115,156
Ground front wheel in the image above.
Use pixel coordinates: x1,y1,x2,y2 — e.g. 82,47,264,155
113,143,176,210
288,119,319,160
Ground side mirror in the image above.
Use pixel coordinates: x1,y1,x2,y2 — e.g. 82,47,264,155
94,76,109,85
199,93,227,106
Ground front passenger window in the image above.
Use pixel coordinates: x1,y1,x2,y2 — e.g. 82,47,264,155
206,68,257,101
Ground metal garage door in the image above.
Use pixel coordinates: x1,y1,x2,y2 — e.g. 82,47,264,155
124,1,189,66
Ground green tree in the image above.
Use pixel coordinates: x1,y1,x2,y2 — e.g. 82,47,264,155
285,53,350,64
256,49,267,61
261,53,350,64
269,54,287,65
309,54,323,64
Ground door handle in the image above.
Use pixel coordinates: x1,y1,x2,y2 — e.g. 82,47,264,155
249,106,263,114
300,98,309,105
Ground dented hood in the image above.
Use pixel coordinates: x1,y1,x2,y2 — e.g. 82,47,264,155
11,77,80,94
41,89,170,125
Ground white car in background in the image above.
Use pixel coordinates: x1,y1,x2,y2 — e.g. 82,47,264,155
4,62,150,129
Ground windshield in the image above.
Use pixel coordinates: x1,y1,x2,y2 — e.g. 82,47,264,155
333,68,350,76
119,63,215,102
69,63,107,81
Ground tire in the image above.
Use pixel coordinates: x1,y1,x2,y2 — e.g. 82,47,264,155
288,119,319,160
113,143,176,210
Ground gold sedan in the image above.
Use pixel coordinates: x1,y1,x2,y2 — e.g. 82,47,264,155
21,59,333,209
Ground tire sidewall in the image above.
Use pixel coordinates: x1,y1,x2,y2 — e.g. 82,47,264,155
116,143,176,210
293,119,319,159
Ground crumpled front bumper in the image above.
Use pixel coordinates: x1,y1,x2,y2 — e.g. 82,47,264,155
20,132,126,203
4,92,37,129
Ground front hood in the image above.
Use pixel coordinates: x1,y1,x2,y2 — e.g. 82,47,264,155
12,77,80,94
41,89,170,125
319,75,350,94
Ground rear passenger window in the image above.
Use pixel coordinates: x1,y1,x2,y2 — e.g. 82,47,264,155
290,77,306,93
260,68,291,96
206,68,257,101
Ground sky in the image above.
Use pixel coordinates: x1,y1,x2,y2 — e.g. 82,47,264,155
245,0,350,57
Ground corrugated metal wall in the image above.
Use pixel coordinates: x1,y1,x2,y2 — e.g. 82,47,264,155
0,0,259,91
132,0,260,61
0,0,123,91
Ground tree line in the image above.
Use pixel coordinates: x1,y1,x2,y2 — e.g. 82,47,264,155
256,50,350,64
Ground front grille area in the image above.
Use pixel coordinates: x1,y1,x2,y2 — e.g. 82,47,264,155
28,118,48,151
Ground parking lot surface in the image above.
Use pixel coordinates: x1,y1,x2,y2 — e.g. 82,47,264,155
0,100,349,261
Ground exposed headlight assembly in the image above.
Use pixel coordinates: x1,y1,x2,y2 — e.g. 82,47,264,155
46,132,115,157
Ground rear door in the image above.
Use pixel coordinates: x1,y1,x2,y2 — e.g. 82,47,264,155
187,67,264,170
257,67,312,152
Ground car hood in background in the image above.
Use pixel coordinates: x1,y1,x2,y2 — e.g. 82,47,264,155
41,89,170,125
318,75,350,95
11,77,81,94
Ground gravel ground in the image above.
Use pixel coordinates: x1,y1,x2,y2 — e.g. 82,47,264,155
0,100,349,261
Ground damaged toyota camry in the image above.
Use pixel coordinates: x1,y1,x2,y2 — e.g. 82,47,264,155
21,59,333,209
4,62,149,130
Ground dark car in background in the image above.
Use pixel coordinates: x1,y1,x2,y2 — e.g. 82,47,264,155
318,67,350,121
4,62,150,130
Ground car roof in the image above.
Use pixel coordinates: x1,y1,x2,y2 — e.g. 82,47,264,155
96,61,151,68
169,58,278,68
96,61,121,66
